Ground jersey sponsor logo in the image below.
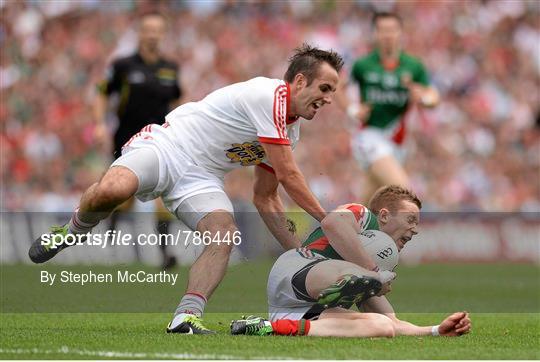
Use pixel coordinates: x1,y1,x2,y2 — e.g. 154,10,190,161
366,88,408,106
382,72,399,88
376,247,394,259
365,72,380,83
225,142,265,166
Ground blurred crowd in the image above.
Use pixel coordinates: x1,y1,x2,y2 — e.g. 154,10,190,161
2,0,539,213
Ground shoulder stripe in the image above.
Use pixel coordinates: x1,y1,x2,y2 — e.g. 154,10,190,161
273,84,288,139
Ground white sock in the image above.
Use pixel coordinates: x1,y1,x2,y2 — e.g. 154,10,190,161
68,209,99,234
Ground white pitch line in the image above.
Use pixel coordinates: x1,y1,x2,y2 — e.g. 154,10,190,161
0,346,242,360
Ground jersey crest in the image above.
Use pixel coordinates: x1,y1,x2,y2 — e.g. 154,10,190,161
225,142,266,166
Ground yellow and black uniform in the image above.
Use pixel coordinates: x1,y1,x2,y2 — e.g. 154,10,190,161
98,53,181,158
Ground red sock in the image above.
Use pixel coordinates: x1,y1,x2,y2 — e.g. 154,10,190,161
270,319,310,336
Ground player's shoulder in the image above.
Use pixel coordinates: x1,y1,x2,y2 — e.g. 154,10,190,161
400,51,426,67
245,76,285,90
337,203,368,219
338,202,367,209
351,51,377,76
354,51,378,66
112,53,138,66
240,77,286,100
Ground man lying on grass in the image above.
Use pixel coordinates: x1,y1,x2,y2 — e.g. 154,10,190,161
230,185,472,337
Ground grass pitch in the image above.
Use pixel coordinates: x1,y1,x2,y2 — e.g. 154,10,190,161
1,262,539,359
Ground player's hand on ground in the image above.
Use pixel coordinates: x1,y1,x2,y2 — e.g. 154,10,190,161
438,312,471,336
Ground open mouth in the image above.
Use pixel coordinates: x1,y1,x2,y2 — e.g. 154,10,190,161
311,100,323,111
398,236,411,250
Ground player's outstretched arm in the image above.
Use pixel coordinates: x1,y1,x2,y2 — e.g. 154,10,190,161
253,165,300,249
261,143,326,222
363,297,471,337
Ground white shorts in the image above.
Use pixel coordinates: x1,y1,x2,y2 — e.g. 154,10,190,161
351,127,406,169
110,140,234,230
267,248,328,322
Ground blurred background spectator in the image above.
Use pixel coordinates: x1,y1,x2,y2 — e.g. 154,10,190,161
2,0,539,213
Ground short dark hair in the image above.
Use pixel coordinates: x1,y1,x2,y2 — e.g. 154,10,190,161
284,43,344,84
372,12,403,28
368,185,422,215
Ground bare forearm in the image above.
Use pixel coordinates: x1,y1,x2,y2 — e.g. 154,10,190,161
324,221,377,270
363,297,434,336
392,318,432,336
254,194,300,249
279,171,326,222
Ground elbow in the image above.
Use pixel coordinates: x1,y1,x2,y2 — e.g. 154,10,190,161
320,213,341,235
275,168,302,186
253,191,277,210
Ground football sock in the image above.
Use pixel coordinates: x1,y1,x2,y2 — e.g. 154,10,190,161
174,292,207,318
270,319,311,336
68,209,99,235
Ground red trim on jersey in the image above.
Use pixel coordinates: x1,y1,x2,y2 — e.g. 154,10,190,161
257,163,275,174
258,136,290,145
343,203,365,222
273,84,288,139
307,236,330,251
284,83,299,125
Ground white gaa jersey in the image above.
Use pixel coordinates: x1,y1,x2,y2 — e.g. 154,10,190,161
163,77,301,175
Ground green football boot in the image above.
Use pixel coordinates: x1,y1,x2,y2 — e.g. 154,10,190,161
317,274,382,309
28,224,79,263
166,314,215,334
230,315,274,336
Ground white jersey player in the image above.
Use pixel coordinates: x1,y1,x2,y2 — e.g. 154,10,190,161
29,44,345,334
117,77,302,221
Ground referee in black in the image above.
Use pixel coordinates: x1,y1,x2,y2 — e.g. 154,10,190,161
94,11,181,270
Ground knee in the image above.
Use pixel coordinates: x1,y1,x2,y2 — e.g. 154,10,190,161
197,211,238,253
199,211,237,234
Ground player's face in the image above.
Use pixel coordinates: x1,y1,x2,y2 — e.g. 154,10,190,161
374,17,401,52
139,15,166,52
380,200,419,251
293,62,339,120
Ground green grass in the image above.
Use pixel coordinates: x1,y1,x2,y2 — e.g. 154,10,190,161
1,262,539,359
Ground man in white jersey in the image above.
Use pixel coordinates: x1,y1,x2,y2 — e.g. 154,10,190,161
29,44,346,334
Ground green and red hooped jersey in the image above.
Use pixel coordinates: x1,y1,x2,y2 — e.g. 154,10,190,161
302,203,380,260
351,49,430,144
